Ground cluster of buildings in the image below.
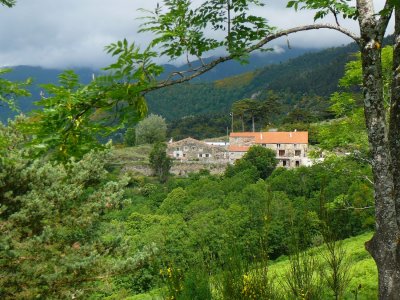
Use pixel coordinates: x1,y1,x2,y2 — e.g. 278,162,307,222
167,131,311,173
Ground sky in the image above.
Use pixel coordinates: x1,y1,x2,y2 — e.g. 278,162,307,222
0,0,390,69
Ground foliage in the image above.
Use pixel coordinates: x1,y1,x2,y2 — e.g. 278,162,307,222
310,48,395,154
0,117,376,298
149,142,172,183
2,0,393,297
135,114,167,145
321,236,352,299
314,108,368,152
18,70,147,161
167,113,230,140
139,0,273,61
122,43,358,124
0,139,129,298
227,145,278,179
232,96,283,131
268,232,376,300
330,46,393,118
287,0,358,21
285,250,324,299
0,0,15,8
215,245,278,300
124,127,136,146
0,68,31,112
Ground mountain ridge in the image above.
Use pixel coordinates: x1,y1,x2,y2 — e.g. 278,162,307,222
0,43,358,123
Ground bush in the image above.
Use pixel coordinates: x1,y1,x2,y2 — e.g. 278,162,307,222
226,145,278,179
124,127,136,146
136,114,167,145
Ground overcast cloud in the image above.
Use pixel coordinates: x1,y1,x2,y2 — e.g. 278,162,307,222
0,0,390,69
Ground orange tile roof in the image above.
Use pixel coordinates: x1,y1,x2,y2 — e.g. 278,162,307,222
230,131,308,144
228,145,250,152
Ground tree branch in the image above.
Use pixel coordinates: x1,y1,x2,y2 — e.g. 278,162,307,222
334,205,374,210
377,0,394,37
143,23,360,94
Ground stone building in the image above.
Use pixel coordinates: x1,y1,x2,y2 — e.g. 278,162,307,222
229,131,309,168
167,137,229,175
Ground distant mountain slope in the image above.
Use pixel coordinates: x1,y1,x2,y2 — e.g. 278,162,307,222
0,43,358,123
147,42,360,120
248,42,359,96
161,47,315,82
0,48,314,123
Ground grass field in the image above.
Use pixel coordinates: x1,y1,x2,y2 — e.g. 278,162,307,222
126,232,376,299
268,232,376,299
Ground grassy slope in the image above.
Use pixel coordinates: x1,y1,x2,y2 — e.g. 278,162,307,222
110,145,152,167
269,232,376,299
128,232,376,300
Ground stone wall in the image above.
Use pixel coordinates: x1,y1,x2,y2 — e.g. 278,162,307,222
171,161,228,176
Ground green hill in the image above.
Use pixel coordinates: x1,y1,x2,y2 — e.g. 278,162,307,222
1,44,354,124
269,232,376,299
0,49,312,123
129,232,377,300
146,42,360,121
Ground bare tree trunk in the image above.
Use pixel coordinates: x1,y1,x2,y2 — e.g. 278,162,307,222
357,1,400,298
390,7,400,240
385,8,400,298
252,115,255,132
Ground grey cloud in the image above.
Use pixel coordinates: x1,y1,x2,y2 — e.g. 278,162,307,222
0,0,390,69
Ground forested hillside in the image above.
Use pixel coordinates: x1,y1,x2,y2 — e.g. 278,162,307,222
0,49,311,123
1,42,359,124
147,42,359,122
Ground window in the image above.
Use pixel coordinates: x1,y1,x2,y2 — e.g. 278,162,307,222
262,143,266,147
176,147,180,151
282,160,287,167
295,150,301,156
279,150,285,156
183,153,186,157
295,161,300,167
205,153,210,158
176,153,180,157
277,144,281,148
183,146,189,151
191,146,197,151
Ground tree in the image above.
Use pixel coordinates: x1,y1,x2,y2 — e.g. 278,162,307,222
124,127,136,146
149,142,171,183
228,145,278,179
0,68,31,112
0,0,15,8
13,0,400,296
258,91,282,126
232,100,248,132
0,126,129,298
135,114,167,145
131,1,399,296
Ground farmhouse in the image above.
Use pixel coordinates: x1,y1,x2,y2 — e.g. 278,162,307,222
166,132,310,175
167,137,228,162
166,137,229,176
229,131,309,168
